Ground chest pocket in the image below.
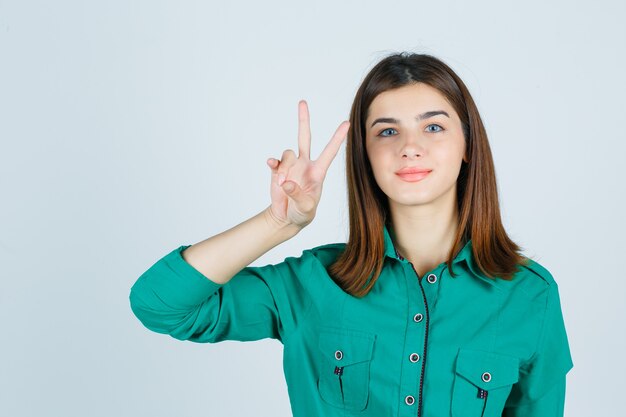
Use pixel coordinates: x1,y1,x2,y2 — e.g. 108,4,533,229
451,348,520,417
316,327,376,411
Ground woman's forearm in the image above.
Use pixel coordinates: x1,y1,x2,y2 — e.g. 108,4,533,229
181,205,302,285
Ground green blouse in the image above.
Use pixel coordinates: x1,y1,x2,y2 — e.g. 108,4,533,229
129,224,574,417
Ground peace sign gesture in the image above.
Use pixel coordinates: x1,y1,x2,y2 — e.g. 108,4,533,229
265,100,350,229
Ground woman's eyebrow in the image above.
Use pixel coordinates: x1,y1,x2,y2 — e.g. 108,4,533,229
369,110,450,128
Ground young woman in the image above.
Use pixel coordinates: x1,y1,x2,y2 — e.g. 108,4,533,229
129,52,574,417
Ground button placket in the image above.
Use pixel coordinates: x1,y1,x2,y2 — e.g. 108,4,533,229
399,262,437,412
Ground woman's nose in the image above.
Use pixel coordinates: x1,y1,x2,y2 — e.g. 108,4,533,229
400,131,426,156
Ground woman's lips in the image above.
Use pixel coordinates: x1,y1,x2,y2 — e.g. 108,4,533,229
396,170,432,182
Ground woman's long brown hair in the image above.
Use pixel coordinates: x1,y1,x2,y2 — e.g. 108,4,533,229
327,52,529,298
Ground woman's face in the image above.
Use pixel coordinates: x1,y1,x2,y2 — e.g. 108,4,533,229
365,82,467,210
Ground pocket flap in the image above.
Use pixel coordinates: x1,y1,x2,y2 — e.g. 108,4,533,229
318,328,375,366
455,348,520,390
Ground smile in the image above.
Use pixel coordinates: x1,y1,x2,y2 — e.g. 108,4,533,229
396,171,432,182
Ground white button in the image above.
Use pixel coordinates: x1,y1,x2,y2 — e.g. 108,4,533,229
335,350,343,360
405,395,415,405
427,273,437,283
409,353,420,362
413,313,423,322
482,372,491,382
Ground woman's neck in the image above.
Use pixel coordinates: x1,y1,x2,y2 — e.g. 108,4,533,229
388,199,460,276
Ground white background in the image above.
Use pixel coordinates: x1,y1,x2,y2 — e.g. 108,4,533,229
1,0,624,416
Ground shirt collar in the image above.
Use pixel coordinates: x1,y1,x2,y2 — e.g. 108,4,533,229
383,222,497,286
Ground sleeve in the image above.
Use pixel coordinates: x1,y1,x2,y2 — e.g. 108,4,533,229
128,245,313,344
502,283,574,416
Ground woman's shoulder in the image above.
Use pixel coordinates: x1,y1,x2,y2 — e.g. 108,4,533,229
308,242,347,253
303,242,347,265
521,258,557,285
517,257,557,287
276,242,346,271
502,256,561,302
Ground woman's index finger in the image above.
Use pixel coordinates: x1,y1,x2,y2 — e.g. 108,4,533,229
316,120,350,173
297,100,311,160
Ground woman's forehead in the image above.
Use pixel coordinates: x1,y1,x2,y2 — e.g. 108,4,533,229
366,84,456,123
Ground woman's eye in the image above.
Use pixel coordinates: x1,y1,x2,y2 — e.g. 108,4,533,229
426,124,444,133
378,128,397,137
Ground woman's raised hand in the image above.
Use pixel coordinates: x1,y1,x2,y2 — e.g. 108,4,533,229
265,100,350,229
